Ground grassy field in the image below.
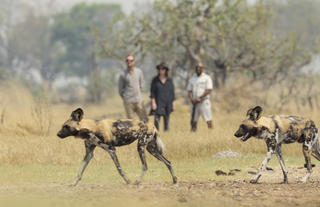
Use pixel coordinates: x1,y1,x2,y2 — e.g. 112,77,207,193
0,154,316,207
0,155,318,207
1,83,320,206
1,87,319,164
0,154,309,184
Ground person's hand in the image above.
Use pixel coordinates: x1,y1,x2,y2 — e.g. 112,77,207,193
196,97,202,103
191,99,197,105
152,102,157,110
172,101,176,111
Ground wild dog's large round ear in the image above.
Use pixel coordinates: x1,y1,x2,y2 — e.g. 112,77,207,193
71,108,84,122
246,106,263,121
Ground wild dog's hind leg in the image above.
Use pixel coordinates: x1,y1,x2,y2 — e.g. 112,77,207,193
251,145,274,184
72,141,96,186
134,140,148,185
146,139,177,184
275,145,288,184
103,145,131,184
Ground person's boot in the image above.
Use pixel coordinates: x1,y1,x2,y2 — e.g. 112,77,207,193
191,122,197,132
207,120,213,129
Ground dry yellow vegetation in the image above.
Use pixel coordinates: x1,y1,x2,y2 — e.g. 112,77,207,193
0,81,319,166
1,82,320,207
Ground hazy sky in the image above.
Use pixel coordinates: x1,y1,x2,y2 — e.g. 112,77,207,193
56,0,153,14
21,0,261,16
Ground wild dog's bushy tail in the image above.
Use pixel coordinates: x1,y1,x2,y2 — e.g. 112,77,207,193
153,128,165,154
312,133,320,161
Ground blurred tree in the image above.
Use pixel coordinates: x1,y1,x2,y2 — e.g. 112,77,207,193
0,0,59,90
0,0,22,75
86,69,117,102
269,0,320,52
8,12,59,88
99,0,310,90
51,3,124,102
51,3,124,77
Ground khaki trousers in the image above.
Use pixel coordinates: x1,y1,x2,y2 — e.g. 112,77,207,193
123,101,147,121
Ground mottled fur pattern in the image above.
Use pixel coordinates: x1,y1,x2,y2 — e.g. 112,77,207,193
235,106,320,184
57,108,177,186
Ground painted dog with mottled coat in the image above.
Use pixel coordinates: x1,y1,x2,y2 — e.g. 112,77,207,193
57,108,177,185
234,106,320,184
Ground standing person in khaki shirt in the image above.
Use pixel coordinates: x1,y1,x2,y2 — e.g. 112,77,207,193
118,55,147,122
187,62,213,131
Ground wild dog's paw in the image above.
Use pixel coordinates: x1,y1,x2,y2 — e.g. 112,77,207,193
69,182,78,187
280,180,288,184
70,178,80,187
304,163,316,168
249,179,258,184
299,177,308,183
125,179,131,185
133,180,140,185
173,176,178,184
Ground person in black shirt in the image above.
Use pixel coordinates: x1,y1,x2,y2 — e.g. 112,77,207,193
150,63,175,131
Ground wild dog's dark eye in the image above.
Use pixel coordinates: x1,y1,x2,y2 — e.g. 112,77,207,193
63,125,70,130
240,124,246,129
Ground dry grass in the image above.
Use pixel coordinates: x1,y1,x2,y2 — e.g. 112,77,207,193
0,82,320,165
1,82,320,207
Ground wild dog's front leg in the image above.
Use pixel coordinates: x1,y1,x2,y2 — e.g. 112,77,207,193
275,145,288,184
251,146,274,184
71,141,96,186
102,144,131,184
301,128,318,183
301,143,313,183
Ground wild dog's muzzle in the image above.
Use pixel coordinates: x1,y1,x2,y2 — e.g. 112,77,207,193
234,131,252,142
240,132,251,142
57,131,68,139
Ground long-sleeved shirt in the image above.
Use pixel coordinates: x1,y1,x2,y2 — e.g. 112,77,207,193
118,67,144,103
150,76,175,115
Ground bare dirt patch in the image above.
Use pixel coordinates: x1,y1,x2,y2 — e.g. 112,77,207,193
1,179,320,207
1,165,320,207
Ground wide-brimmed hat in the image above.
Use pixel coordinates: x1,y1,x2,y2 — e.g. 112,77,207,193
156,62,169,70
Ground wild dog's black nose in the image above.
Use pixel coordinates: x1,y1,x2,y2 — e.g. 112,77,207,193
57,132,63,138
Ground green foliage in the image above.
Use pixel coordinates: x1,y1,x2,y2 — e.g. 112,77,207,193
86,69,117,103
100,0,310,89
7,12,58,83
51,3,124,77
270,0,320,52
0,67,11,81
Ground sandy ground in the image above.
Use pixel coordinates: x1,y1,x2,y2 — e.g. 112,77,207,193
1,166,320,207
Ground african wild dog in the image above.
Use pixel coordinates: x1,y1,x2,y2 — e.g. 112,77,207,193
234,106,320,184
57,108,177,186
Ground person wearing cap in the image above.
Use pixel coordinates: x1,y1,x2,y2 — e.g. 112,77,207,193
118,55,147,122
187,62,213,131
150,62,175,131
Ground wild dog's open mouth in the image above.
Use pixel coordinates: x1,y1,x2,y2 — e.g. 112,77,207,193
241,132,251,142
